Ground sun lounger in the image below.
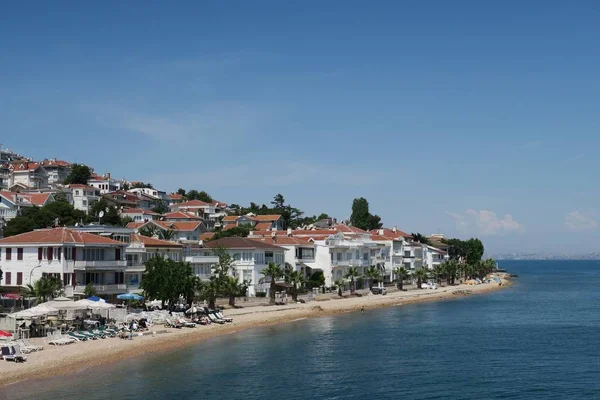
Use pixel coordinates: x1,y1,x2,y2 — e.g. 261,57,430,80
15,340,36,353
206,313,225,324
48,331,75,345
214,311,233,322
22,338,43,351
177,318,196,328
68,332,88,341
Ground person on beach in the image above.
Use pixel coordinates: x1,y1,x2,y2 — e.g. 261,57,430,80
361,306,364,314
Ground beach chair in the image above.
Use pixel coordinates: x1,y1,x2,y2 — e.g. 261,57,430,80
206,312,225,324
22,338,44,352
78,330,98,340
177,318,196,328
68,332,88,341
55,331,76,345
15,340,36,353
98,327,116,337
214,311,233,323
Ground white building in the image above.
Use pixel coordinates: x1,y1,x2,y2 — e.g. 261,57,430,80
0,191,54,222
0,228,127,301
128,187,167,201
68,184,101,214
8,162,49,190
248,235,319,280
88,173,122,194
39,159,72,187
199,237,287,297
127,220,205,242
120,208,160,222
222,214,284,231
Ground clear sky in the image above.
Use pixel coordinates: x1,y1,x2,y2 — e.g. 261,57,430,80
2,1,599,254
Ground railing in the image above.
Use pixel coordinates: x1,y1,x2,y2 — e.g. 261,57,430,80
296,256,315,262
185,255,220,264
333,259,369,267
74,284,127,294
74,260,127,269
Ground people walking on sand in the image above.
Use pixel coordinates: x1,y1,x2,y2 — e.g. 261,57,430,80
361,306,364,314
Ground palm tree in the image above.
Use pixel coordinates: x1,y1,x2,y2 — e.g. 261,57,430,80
22,276,63,303
414,267,429,289
444,260,459,285
344,267,360,295
432,264,445,285
139,225,158,238
287,271,304,302
223,276,250,306
158,229,176,241
335,278,346,297
259,262,283,304
363,265,382,291
393,267,410,290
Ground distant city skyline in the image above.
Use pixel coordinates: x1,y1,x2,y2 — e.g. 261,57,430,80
2,1,600,254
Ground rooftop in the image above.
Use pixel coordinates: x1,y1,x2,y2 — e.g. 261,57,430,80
204,237,285,250
0,228,125,246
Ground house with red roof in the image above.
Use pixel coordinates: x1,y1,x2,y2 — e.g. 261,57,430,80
68,184,101,214
88,172,122,194
222,214,284,231
120,208,160,222
0,191,55,222
39,159,72,187
127,220,206,242
0,227,127,300
8,161,49,190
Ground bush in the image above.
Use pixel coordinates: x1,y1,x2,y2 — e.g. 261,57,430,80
255,292,267,298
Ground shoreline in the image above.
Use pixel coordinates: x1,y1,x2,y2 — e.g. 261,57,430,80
0,279,513,387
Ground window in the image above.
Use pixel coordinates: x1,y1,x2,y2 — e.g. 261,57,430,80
5,272,11,285
336,252,342,261
404,251,411,257
17,248,23,260
63,273,71,285
243,270,252,282
355,250,360,260
345,252,352,260
84,248,105,261
363,252,369,261
64,247,75,260
47,247,53,261
115,248,121,260
17,272,22,285
38,247,43,260
6,248,11,261
275,253,284,265
242,252,252,261
233,253,241,261
254,253,265,264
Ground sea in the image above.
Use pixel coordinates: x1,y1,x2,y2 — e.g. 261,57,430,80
6,260,600,400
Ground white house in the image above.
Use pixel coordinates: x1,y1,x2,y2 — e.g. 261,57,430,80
126,220,205,242
370,227,414,281
0,191,54,221
39,159,72,187
120,208,160,222
88,173,122,194
0,228,127,301
201,237,287,297
8,162,49,190
222,214,284,231
128,187,167,201
68,184,100,214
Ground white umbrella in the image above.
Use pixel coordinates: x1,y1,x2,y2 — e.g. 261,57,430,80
91,302,115,310
40,297,87,310
185,306,199,314
10,304,59,318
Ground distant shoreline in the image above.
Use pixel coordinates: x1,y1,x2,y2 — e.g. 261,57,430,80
497,258,600,261
0,276,513,388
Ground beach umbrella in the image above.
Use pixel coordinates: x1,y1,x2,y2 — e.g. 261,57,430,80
40,297,86,310
91,302,115,310
0,330,13,337
117,293,144,301
87,296,106,302
185,306,199,314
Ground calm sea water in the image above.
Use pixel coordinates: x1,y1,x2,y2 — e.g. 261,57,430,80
7,261,600,400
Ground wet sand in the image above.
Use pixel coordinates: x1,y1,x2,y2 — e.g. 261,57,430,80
0,278,512,387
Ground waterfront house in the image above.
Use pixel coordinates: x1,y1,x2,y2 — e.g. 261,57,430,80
200,237,287,297
127,220,206,242
120,208,160,222
0,227,127,301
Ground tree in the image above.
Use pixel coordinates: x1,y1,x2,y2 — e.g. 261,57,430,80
432,264,445,285
132,182,153,189
84,283,97,298
287,270,304,302
139,225,159,238
197,191,213,203
444,260,459,285
141,256,196,309
120,216,134,227
152,200,168,215
306,270,325,291
350,198,371,231
210,225,251,240
176,188,187,197
414,267,429,289
259,262,283,304
223,276,250,307
158,229,176,241
363,265,382,290
89,199,122,226
335,278,346,297
53,191,69,203
64,164,92,185
350,198,382,230
411,233,430,245
22,276,63,303
344,267,361,295
271,194,285,209
393,267,410,290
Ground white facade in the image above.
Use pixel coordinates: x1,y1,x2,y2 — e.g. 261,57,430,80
0,230,127,300
9,164,49,190
70,185,100,214
89,175,121,194
326,233,386,287
128,188,167,201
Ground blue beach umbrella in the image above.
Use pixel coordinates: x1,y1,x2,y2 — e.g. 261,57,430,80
87,296,103,302
117,293,144,301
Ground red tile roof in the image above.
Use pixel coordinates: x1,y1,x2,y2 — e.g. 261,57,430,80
151,221,203,232
23,193,52,206
204,237,285,250
253,215,282,222
254,222,272,230
163,211,201,220
39,159,71,167
126,222,146,230
171,200,211,208
167,193,183,200
369,228,411,239
68,184,97,190
222,215,239,222
121,208,159,215
200,232,215,241
0,228,124,245
248,236,314,246
131,234,182,248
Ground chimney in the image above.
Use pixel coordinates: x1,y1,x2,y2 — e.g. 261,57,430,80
249,231,254,236
392,226,397,233
287,228,292,237
106,172,111,180
378,229,384,235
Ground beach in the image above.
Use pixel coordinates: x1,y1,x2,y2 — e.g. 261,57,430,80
0,278,512,387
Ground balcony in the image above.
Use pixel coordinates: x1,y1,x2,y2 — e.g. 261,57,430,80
73,260,127,269
333,259,369,267
74,284,127,294
296,256,315,263
185,255,219,264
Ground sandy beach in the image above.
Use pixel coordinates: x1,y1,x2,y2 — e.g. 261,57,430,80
0,278,512,387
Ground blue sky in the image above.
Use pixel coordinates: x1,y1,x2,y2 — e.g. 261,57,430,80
2,1,600,254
